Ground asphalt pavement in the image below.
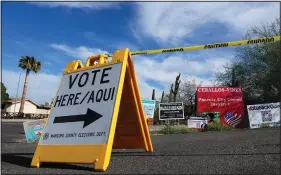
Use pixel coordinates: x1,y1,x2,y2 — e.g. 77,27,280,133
1,122,280,174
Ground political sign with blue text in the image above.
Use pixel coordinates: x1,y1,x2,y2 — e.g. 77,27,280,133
141,99,156,119
23,119,47,142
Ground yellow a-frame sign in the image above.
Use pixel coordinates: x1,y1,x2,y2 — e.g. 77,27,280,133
31,48,153,171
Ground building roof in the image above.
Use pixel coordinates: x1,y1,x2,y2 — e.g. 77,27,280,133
37,104,51,109
6,98,51,109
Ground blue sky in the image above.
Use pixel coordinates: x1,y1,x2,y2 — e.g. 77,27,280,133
2,2,280,104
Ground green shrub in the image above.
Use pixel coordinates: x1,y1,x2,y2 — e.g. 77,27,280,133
206,124,235,131
155,125,199,135
260,123,270,128
150,124,239,135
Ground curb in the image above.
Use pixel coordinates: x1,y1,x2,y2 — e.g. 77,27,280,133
1,120,165,132
1,119,38,122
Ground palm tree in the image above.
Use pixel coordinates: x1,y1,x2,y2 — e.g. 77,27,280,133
18,56,42,115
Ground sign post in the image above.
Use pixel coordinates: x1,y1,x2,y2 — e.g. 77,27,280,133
167,119,170,135
31,49,153,171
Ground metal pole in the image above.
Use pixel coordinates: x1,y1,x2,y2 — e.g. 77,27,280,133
14,72,22,113
168,119,170,135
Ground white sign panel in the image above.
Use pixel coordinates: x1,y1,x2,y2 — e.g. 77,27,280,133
247,102,280,129
40,63,122,145
187,117,208,129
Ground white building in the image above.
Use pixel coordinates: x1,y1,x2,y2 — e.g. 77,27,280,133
2,98,51,114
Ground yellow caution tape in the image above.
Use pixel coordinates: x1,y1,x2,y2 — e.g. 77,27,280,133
106,36,280,57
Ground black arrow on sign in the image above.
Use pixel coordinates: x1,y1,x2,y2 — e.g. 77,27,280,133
53,108,102,128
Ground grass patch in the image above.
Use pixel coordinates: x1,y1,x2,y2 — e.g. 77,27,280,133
152,125,200,135
206,124,236,131
259,123,280,128
151,124,238,135
260,123,271,128
150,132,165,136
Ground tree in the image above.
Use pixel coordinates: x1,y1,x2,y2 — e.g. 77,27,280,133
177,79,203,117
178,79,202,106
151,89,155,100
228,66,240,87
168,84,173,102
18,56,42,114
160,91,165,103
216,63,243,87
153,76,200,124
216,18,280,104
1,83,9,105
170,73,181,102
153,107,160,125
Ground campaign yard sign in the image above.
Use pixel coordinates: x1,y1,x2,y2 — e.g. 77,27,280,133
247,102,280,129
187,116,208,129
159,102,184,120
141,99,156,119
197,87,245,128
23,119,47,142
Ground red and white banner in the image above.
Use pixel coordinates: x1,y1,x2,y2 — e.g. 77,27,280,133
197,87,245,128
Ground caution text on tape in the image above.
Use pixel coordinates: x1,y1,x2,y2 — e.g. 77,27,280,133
106,36,280,57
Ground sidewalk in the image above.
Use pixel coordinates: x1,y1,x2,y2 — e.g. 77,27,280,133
2,119,165,132
148,125,165,131
1,119,41,122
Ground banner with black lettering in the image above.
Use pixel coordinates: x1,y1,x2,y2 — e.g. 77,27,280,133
247,102,280,129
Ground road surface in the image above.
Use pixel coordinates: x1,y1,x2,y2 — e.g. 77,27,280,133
2,122,280,174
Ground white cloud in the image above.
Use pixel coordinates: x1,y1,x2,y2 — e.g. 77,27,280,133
133,50,232,100
2,69,61,105
110,41,140,52
2,51,229,104
132,2,279,44
48,44,230,101
30,2,121,10
47,44,162,99
49,44,109,61
44,61,52,66
136,75,164,101
3,53,14,59
83,31,140,52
